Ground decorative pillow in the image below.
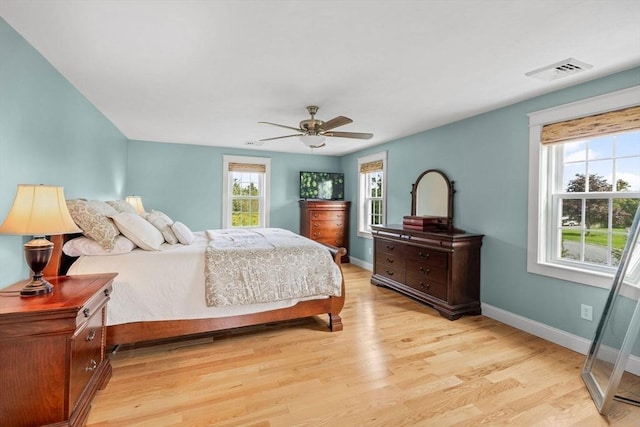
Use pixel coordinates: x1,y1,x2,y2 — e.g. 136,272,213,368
146,210,178,244
112,212,164,250
171,221,194,245
88,200,119,217
63,235,136,257
66,199,120,250
106,200,138,214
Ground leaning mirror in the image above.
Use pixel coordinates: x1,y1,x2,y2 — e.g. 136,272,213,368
581,206,640,414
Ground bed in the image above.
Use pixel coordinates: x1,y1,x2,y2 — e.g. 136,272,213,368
44,225,346,348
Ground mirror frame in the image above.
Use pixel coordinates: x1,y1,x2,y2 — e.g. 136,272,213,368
581,207,640,414
410,169,456,232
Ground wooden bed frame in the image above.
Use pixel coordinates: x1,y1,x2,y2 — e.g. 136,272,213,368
44,234,346,347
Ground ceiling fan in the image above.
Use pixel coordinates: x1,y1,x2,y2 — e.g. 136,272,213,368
258,106,373,148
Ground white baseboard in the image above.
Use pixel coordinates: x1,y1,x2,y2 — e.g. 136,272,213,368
348,256,372,271
482,303,640,376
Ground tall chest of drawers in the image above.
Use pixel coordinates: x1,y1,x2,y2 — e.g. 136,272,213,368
299,200,350,262
371,224,483,320
0,273,116,427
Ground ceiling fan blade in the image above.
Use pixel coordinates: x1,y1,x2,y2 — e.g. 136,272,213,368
310,143,326,149
321,116,352,131
258,121,302,132
259,133,302,142
324,131,373,140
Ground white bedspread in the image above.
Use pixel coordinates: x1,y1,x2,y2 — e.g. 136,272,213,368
204,228,342,306
67,230,340,326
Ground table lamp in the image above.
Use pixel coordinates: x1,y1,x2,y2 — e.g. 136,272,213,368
125,195,146,214
0,184,81,296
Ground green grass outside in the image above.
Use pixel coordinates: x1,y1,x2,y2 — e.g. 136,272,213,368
562,228,628,251
232,212,260,227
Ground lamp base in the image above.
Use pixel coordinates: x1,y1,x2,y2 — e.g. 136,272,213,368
20,278,54,296
21,237,54,297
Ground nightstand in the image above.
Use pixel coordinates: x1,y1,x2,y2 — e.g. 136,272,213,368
0,273,117,427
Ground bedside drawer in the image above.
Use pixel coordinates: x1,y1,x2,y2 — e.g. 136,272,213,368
69,305,105,411
76,283,111,327
311,220,345,230
310,211,346,221
406,273,447,301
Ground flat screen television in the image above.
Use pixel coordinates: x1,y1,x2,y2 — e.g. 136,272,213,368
299,171,344,200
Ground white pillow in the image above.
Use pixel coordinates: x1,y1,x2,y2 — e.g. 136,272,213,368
106,200,138,214
171,221,194,245
87,200,119,217
63,236,136,257
146,210,178,244
112,212,164,250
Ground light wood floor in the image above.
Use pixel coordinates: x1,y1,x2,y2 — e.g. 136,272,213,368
86,264,639,426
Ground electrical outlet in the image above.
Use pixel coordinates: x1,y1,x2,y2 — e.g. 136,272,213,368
581,304,593,321
368,247,372,255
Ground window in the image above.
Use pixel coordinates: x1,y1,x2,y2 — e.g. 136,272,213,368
528,86,640,288
357,151,387,237
222,155,270,228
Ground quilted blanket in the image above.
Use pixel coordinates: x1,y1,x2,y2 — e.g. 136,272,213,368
204,228,342,307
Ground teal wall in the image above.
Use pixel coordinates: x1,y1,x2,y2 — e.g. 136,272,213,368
2,14,639,347
126,140,340,231
0,18,128,287
342,67,640,342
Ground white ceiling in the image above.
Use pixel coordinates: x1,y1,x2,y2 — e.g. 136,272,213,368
1,1,639,156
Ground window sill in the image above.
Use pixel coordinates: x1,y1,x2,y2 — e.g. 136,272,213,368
527,259,614,289
357,230,373,239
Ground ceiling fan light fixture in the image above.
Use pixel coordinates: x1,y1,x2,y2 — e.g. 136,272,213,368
300,134,326,147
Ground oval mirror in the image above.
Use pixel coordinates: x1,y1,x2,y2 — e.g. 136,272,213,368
410,169,455,230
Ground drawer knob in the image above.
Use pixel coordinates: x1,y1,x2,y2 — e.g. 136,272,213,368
385,270,394,276
419,251,430,259
386,244,394,250
420,282,431,290
313,223,319,228
86,329,97,342
419,267,430,275
84,359,98,372
385,257,394,264
83,308,91,318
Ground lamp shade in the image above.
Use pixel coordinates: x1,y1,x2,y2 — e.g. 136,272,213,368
0,184,81,236
125,195,146,214
300,134,326,147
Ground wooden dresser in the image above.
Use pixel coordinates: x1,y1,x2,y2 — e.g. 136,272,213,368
371,224,483,320
0,273,116,427
299,200,350,262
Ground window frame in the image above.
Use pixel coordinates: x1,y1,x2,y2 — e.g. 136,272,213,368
222,155,271,229
357,151,387,238
527,85,640,288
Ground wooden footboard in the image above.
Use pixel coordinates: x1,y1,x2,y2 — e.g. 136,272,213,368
46,235,346,347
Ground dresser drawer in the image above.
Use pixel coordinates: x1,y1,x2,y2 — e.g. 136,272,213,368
378,252,405,269
406,273,447,301
311,220,346,231
310,210,347,221
311,227,344,240
69,305,105,411
375,239,405,257
405,246,448,268
406,260,448,283
375,263,406,283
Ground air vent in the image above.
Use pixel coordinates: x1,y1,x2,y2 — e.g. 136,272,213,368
245,141,264,146
525,58,593,81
